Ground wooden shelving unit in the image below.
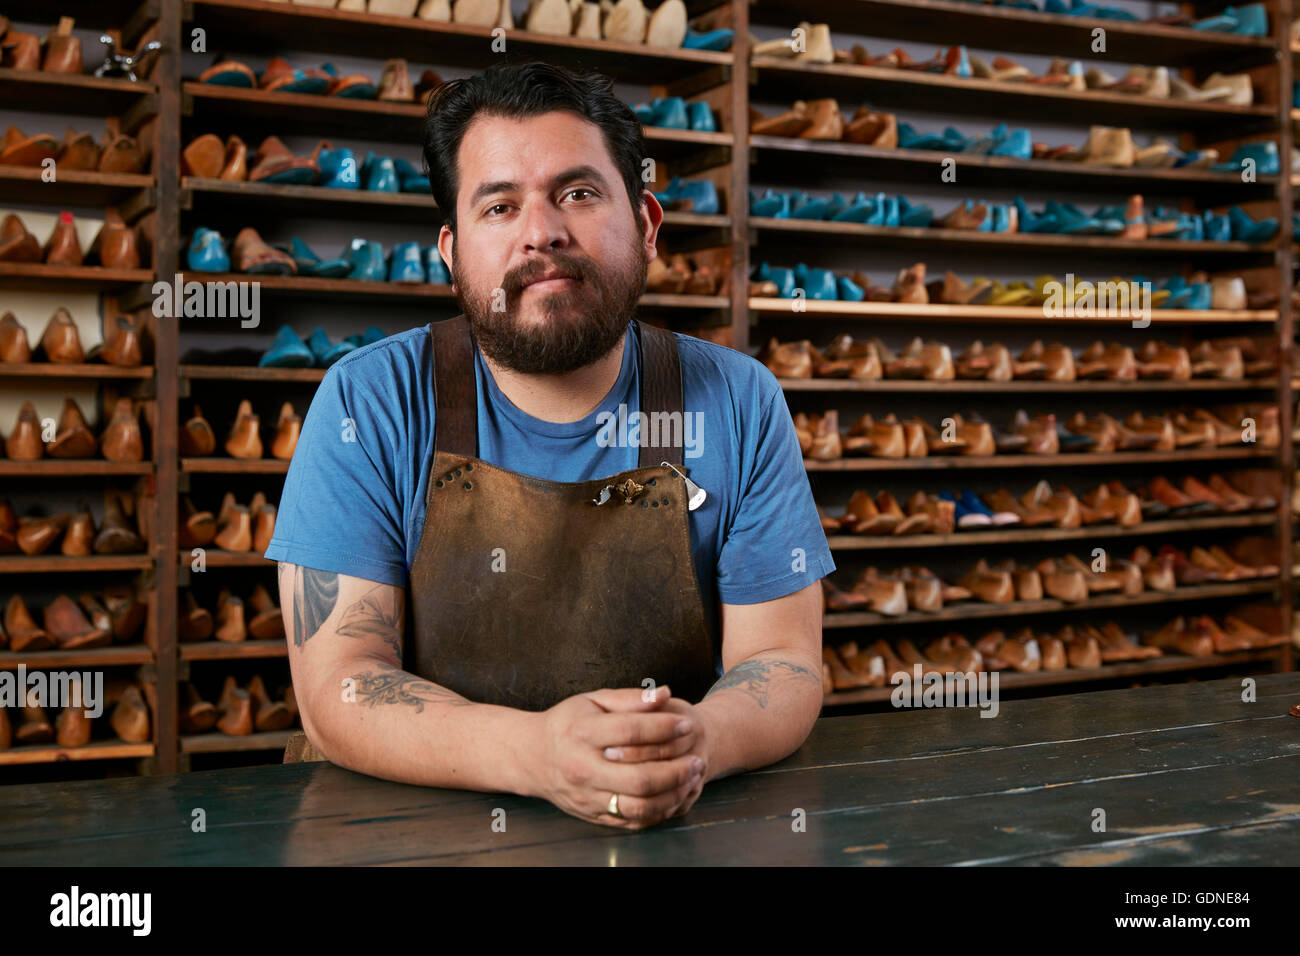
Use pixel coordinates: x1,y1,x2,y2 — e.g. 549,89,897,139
825,513,1275,550
0,0,166,777
803,447,1275,471
745,0,1296,703
823,647,1288,706
822,579,1278,629
748,299,1278,324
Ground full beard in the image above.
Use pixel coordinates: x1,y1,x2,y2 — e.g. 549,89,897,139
454,237,646,375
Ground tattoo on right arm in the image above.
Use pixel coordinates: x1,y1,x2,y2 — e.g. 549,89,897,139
349,664,474,712
704,658,820,709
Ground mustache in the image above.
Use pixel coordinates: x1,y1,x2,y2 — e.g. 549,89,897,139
502,253,593,296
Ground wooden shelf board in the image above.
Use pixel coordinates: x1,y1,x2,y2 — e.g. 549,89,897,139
0,68,156,114
749,135,1279,196
639,292,730,309
180,365,327,383
748,298,1276,324
0,460,152,475
179,640,287,661
180,728,294,754
750,216,1272,256
187,0,732,81
0,263,153,291
0,644,153,671
821,647,1286,706
0,362,152,379
779,377,1278,393
173,270,453,302
825,513,1274,550
183,176,438,222
0,554,152,573
168,272,726,308
750,0,1275,68
176,549,272,567
0,166,154,206
181,458,291,473
804,447,1273,471
3,0,156,28
750,59,1278,131
184,85,733,155
821,580,1277,629
0,740,153,766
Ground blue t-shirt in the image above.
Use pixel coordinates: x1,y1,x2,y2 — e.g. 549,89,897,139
264,322,835,647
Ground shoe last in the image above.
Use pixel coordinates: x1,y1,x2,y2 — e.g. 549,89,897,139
393,157,431,192
347,238,386,281
387,241,425,282
687,102,715,132
306,327,356,366
318,147,360,189
258,325,315,368
186,228,229,272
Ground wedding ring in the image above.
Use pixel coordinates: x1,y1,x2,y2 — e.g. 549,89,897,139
607,792,622,817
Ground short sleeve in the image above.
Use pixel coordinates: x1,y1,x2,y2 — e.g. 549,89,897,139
714,386,835,604
263,366,408,586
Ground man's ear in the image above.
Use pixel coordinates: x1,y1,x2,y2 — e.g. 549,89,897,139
437,224,455,289
640,190,665,263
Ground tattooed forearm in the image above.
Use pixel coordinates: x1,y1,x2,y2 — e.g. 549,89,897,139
704,657,821,709
348,665,474,711
335,584,404,659
285,564,340,646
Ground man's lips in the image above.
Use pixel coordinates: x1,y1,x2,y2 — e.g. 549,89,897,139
522,275,580,291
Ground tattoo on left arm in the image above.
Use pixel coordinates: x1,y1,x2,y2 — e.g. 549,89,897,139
284,565,340,647
335,585,403,659
704,658,820,709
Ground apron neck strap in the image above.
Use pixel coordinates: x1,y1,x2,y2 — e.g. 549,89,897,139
430,316,684,467
635,321,685,469
431,315,477,457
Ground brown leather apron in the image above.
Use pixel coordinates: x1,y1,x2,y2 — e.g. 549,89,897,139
402,314,716,712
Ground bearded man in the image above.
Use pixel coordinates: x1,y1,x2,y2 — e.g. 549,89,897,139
267,60,832,830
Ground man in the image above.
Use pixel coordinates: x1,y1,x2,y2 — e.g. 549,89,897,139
266,60,834,831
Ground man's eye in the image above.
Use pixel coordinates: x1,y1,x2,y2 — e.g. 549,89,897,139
486,204,509,216
566,189,593,201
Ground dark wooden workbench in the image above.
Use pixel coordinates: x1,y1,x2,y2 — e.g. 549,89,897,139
2,673,1297,865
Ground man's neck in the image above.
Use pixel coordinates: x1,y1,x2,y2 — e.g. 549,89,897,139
479,331,628,424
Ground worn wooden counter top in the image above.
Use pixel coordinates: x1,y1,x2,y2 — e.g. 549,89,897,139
2,673,1297,865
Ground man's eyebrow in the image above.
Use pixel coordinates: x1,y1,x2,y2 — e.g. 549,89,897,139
467,165,612,207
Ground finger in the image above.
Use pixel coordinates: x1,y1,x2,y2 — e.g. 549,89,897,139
671,779,704,818
606,778,698,827
583,685,670,713
603,731,696,763
590,753,704,799
579,711,693,749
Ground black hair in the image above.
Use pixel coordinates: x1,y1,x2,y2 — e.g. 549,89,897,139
422,60,647,234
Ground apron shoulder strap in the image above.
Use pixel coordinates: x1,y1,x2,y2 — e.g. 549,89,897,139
431,315,477,457
636,321,685,469
430,315,685,466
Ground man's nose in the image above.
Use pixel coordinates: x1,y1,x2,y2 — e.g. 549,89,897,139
518,195,569,252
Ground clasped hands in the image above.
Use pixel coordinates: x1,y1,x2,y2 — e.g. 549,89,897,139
532,684,710,830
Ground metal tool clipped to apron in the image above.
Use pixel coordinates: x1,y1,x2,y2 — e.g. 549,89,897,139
406,315,716,712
